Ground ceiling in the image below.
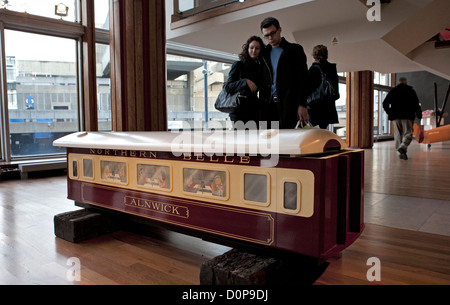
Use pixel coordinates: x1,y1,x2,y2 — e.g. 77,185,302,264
166,0,450,80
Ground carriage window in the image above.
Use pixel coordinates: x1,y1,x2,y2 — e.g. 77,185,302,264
244,173,267,203
137,164,170,190
284,182,298,210
72,160,78,178
83,159,93,178
183,168,227,197
101,160,127,184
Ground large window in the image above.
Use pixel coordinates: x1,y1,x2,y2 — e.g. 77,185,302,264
0,0,111,161
5,30,78,158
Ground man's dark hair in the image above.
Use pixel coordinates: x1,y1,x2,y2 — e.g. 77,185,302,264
260,17,280,31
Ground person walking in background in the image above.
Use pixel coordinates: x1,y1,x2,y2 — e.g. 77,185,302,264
382,77,423,160
307,44,339,129
260,17,309,129
223,35,266,128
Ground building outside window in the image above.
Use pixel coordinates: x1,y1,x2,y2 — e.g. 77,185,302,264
4,30,78,158
0,0,111,161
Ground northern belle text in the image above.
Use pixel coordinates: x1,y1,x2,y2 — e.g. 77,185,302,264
88,149,252,164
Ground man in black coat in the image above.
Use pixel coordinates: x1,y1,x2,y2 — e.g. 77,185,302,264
382,77,423,160
260,17,309,129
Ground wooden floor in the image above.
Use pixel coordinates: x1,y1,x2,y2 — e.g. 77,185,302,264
1,140,450,285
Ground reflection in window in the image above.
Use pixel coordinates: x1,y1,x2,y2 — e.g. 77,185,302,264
2,0,78,22
101,160,127,183
95,0,110,30
137,164,170,190
83,159,93,178
5,30,78,158
72,160,78,178
183,168,226,197
96,43,111,131
244,173,267,203
166,54,232,130
283,182,298,210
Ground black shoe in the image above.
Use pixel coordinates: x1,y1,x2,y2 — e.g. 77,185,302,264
397,147,408,160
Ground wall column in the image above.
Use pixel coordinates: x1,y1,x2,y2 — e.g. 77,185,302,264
346,71,374,148
110,0,167,131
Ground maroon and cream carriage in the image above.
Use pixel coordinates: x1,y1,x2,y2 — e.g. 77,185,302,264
53,128,364,260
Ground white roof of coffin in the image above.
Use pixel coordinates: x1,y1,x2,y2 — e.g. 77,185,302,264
53,129,347,156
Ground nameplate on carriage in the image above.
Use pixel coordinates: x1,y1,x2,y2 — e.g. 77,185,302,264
124,196,189,218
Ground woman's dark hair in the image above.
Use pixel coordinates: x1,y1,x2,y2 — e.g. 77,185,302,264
239,35,264,61
312,45,328,62
260,17,280,30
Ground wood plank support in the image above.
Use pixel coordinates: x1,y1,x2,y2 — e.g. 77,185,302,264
54,209,118,243
200,248,329,285
200,249,280,285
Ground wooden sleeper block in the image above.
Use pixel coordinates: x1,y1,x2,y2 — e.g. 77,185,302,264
54,209,118,243
200,248,280,285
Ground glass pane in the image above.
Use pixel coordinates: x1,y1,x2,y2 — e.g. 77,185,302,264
95,0,110,30
374,90,380,135
72,160,78,177
5,30,79,158
167,54,232,130
178,0,195,12
183,168,226,197
83,159,93,178
283,182,297,210
335,82,346,138
137,164,170,190
101,160,127,183
3,0,78,22
96,43,111,131
380,91,390,135
244,173,267,203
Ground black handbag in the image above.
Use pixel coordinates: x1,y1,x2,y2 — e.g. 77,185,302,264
307,66,337,109
214,88,245,114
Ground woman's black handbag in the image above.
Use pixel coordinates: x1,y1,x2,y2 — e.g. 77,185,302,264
307,68,337,109
214,88,245,113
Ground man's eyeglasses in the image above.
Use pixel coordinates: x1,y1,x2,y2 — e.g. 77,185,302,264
263,28,279,39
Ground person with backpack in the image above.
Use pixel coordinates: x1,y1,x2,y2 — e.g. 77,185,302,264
306,44,339,129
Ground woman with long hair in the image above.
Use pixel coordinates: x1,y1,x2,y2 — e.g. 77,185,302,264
223,35,267,128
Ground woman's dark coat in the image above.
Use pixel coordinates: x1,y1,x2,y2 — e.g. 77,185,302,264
307,61,340,127
224,59,264,124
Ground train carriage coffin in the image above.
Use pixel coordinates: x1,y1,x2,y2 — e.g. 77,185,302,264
53,129,364,260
